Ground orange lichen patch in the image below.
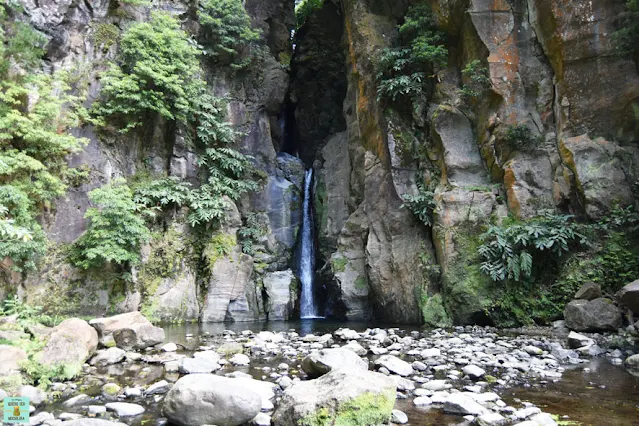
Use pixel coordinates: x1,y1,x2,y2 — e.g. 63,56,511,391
503,165,521,218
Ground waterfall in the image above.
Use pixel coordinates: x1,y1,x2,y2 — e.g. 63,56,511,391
299,168,320,319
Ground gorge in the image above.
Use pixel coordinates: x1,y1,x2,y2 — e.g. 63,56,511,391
1,0,639,424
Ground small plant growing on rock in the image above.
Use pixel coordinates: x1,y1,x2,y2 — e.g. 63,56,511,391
295,0,324,29
504,124,544,152
375,2,447,104
459,59,491,99
614,0,639,58
478,211,587,282
401,181,436,227
198,0,261,69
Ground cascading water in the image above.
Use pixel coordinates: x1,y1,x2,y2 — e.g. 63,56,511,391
298,168,320,319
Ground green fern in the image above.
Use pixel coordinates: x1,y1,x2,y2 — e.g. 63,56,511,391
478,212,587,282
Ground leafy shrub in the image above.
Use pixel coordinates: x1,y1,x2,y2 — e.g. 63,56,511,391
198,0,261,69
401,181,436,226
134,176,192,211
504,124,544,151
238,213,265,255
614,0,639,58
459,59,491,99
93,12,203,132
478,212,587,282
375,2,447,103
72,179,150,270
295,0,323,29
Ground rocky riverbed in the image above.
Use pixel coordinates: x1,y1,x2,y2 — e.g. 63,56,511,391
1,315,638,426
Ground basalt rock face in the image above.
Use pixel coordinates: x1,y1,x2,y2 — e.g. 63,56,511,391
10,0,639,326
14,0,299,323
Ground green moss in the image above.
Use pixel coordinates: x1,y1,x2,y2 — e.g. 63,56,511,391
484,375,497,383
300,391,395,426
102,383,120,396
354,276,367,290
421,293,451,328
93,23,120,52
331,256,348,273
203,232,236,270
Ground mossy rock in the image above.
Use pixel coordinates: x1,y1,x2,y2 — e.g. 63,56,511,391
299,391,394,426
216,342,243,356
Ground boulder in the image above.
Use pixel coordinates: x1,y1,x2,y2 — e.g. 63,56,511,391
113,324,165,350
301,348,368,378
162,374,262,426
0,345,27,377
574,283,602,301
105,402,145,417
179,357,220,374
263,270,296,321
567,331,594,349
89,312,153,346
40,318,98,377
616,280,639,314
19,385,47,405
564,298,622,331
374,355,414,377
90,348,126,366
462,364,486,380
442,393,487,416
271,368,396,426
624,354,639,371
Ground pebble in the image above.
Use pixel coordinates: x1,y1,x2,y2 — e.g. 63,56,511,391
105,402,145,417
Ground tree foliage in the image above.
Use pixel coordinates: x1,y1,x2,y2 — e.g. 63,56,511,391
72,179,150,270
459,59,491,99
295,0,323,29
0,1,88,271
93,12,204,132
375,2,447,103
504,124,544,152
614,0,639,58
478,212,587,282
198,0,261,69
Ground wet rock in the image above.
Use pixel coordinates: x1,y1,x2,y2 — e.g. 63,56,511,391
88,406,106,415
574,283,602,301
442,393,487,416
251,412,271,426
89,312,155,346
161,343,177,352
528,413,558,426
101,383,121,400
564,298,622,331
162,374,261,426
63,394,94,407
0,345,27,377
616,280,639,314
20,386,47,405
567,331,594,349
413,396,432,406
272,368,396,426
59,413,83,421
178,357,220,374
522,346,543,356
90,348,126,366
229,353,250,366
334,329,360,340
217,342,244,355
342,341,367,356
277,376,293,390
624,354,639,372
477,412,507,425
40,318,98,377
374,355,414,377
422,380,450,391
391,409,408,424
113,324,165,350
30,412,54,425
301,348,367,379
462,365,486,380
146,380,171,396
105,403,145,417
124,388,142,398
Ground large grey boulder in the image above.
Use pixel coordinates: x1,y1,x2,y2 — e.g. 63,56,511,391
113,324,165,350
0,345,27,377
567,331,594,349
263,270,296,321
272,368,396,426
301,348,368,379
162,374,261,426
616,280,639,314
574,282,602,301
40,318,98,377
564,298,622,331
89,312,155,346
374,355,414,377
90,348,126,366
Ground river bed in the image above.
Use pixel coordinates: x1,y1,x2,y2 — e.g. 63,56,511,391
38,320,639,426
